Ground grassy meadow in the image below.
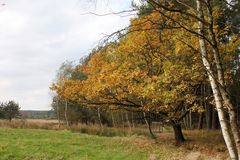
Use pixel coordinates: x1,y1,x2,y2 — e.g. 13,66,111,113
0,124,229,160
0,128,149,160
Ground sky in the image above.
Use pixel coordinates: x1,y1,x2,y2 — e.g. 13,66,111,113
0,0,136,110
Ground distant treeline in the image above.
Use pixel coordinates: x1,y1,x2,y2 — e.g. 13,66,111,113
20,110,56,119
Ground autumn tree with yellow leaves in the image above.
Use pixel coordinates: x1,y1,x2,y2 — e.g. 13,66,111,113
51,0,240,157
52,11,208,143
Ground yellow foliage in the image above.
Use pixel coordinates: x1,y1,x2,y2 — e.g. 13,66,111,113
50,8,238,121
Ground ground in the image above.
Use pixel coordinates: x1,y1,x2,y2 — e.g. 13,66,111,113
0,127,229,160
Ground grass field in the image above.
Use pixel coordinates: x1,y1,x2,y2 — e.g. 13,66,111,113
0,128,150,160
0,127,229,160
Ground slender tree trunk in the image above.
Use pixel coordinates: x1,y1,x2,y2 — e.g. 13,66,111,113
201,42,238,160
207,105,213,130
111,112,116,127
172,123,185,144
56,98,61,129
131,112,135,128
237,99,239,126
185,106,189,129
121,111,124,127
203,83,210,130
206,1,240,154
125,111,132,131
198,84,204,130
196,0,238,158
143,112,155,138
212,109,219,130
183,114,187,129
64,101,69,127
189,110,192,129
221,87,240,154
198,112,204,130
97,108,103,128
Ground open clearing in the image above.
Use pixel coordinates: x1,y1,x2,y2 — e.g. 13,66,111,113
0,128,228,160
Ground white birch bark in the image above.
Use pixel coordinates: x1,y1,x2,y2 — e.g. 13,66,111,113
196,0,238,159
205,1,240,154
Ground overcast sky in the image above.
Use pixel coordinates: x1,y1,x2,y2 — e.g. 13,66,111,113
0,0,136,110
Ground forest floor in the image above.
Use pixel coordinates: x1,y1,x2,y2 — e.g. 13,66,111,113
0,127,229,160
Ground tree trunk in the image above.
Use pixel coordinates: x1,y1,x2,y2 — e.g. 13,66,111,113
64,101,69,127
206,105,213,130
205,1,240,155
221,88,240,155
121,111,124,127
198,84,204,130
111,112,116,127
184,106,189,129
183,115,187,129
172,123,185,144
97,108,103,128
237,99,239,126
189,110,192,129
131,112,135,128
56,99,61,129
201,41,238,160
198,112,204,130
125,111,132,131
212,109,219,130
196,0,238,159
143,112,155,138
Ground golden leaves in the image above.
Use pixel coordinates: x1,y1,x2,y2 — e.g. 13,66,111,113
51,10,209,118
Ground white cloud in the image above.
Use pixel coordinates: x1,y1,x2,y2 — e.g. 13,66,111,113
0,0,134,110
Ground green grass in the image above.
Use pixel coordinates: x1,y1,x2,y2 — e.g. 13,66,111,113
0,128,148,160
0,128,229,160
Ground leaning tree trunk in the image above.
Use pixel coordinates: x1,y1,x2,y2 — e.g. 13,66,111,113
212,44,240,154
143,112,155,138
198,35,238,160
196,0,238,159
172,122,185,144
206,1,240,154
221,87,240,154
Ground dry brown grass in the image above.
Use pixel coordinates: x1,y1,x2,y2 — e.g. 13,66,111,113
183,130,228,159
69,123,149,137
0,119,149,137
112,130,228,160
0,119,60,130
23,119,59,123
